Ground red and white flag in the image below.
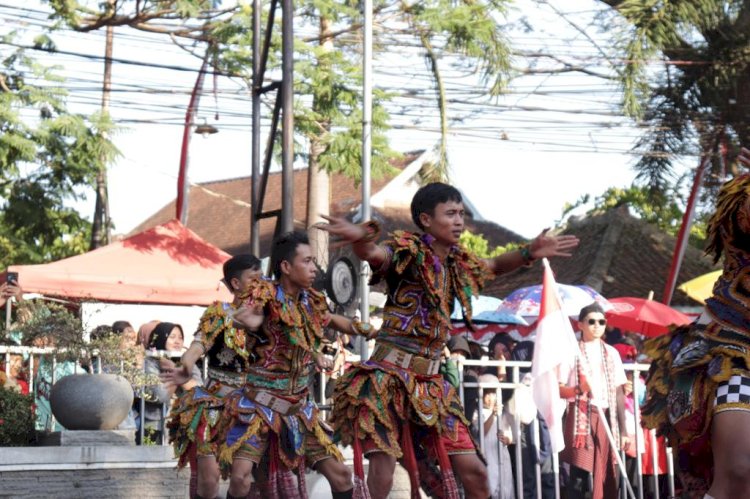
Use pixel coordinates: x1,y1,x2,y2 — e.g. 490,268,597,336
531,258,579,453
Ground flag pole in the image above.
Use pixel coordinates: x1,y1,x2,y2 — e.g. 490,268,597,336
593,403,636,499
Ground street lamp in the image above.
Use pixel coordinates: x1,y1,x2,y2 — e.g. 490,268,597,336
194,117,218,138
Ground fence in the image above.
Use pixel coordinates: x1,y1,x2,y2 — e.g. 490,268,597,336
0,345,193,446
2,346,676,499
459,358,675,499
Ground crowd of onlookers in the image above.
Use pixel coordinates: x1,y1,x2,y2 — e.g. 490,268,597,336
2,280,674,497
1,282,194,444
440,326,671,499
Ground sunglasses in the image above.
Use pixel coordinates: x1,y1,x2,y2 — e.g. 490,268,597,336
587,318,607,326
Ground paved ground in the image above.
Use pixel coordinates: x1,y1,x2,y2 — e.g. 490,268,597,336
218,462,426,498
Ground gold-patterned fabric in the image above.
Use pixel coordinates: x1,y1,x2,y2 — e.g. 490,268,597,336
332,231,492,498
369,231,492,359
167,300,252,465
216,278,342,487
642,174,750,496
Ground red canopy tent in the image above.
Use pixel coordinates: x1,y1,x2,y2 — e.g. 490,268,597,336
4,220,233,306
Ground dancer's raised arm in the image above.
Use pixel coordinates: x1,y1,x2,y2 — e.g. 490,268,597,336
317,215,387,269
486,228,579,276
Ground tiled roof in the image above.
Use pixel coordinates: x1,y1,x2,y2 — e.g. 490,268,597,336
483,206,719,306
131,151,425,256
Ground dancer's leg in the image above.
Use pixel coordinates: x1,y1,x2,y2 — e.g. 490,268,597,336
227,457,255,497
367,451,397,499
196,455,220,498
316,456,354,494
451,453,490,499
706,410,750,499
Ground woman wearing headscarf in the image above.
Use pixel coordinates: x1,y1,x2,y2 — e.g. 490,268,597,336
139,322,201,444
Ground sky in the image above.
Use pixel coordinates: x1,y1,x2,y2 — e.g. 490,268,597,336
3,0,694,240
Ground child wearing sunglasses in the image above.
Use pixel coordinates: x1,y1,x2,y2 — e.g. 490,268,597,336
560,302,628,499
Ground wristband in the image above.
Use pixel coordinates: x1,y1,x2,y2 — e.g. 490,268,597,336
520,244,536,266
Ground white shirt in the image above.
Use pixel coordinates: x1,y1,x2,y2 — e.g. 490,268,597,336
568,340,627,408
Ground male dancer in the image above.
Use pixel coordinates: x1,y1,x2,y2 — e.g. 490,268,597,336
217,231,375,499
642,148,750,499
162,254,262,499
320,182,579,499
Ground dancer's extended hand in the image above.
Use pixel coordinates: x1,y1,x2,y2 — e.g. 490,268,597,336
315,215,367,248
529,229,579,259
158,358,190,389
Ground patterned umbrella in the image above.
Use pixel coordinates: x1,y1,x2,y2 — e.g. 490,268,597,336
497,283,611,319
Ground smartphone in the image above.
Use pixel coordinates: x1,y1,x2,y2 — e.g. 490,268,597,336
6,272,18,285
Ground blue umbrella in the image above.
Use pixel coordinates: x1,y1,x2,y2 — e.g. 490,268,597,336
451,295,502,320
473,309,529,326
451,295,528,325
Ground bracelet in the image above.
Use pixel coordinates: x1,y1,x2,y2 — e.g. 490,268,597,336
519,243,536,266
354,220,381,244
351,319,376,339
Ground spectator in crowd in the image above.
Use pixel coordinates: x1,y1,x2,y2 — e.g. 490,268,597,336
560,303,628,499
0,353,27,394
0,280,22,309
136,320,160,348
613,341,642,498
507,340,555,499
475,372,515,499
486,333,515,381
141,322,200,444
112,321,138,350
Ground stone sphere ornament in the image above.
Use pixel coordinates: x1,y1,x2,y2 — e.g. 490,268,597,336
50,373,134,430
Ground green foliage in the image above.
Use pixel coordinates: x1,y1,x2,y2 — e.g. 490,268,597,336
400,0,512,180
0,40,120,269
5,301,158,388
594,0,750,200
0,386,35,446
561,184,708,248
459,230,519,258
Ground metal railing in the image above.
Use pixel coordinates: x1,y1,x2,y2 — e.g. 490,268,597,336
0,345,186,446
2,345,677,498
457,358,674,499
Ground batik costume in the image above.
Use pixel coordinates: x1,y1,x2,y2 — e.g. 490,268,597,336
216,278,346,498
167,300,252,493
642,174,750,497
331,230,492,499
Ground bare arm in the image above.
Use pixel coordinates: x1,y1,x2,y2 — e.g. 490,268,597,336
317,215,388,270
327,313,378,339
485,229,580,276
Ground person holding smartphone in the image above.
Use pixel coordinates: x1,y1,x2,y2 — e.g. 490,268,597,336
1,272,22,308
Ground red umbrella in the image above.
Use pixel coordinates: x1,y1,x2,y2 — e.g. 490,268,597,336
605,297,693,337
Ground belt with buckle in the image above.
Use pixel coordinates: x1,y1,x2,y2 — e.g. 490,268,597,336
371,344,441,376
207,367,245,388
245,388,304,416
